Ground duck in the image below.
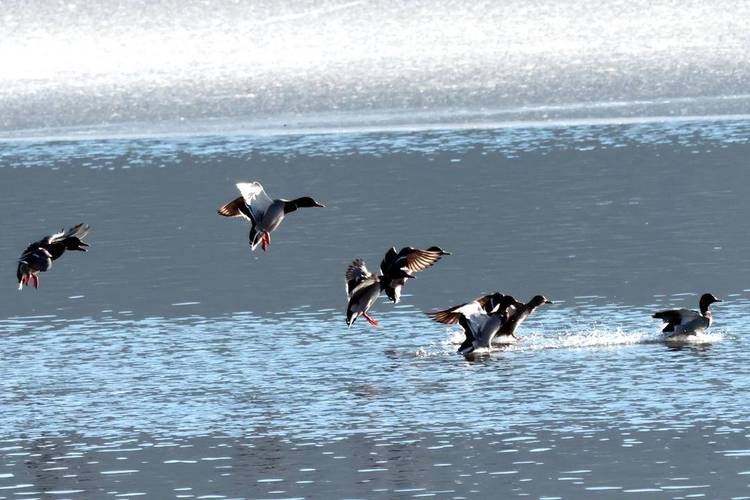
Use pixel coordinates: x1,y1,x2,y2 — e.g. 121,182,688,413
492,295,553,344
428,292,520,354
652,293,721,337
379,246,451,303
218,182,325,251
16,223,90,290
345,246,449,327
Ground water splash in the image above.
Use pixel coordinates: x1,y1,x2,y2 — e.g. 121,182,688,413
419,327,725,357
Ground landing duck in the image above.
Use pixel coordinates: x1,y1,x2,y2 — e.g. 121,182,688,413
492,295,553,344
429,292,520,354
218,182,325,251
653,293,721,337
345,246,449,327
17,224,90,290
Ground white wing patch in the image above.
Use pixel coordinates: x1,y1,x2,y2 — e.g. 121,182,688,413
455,301,491,336
236,182,274,220
46,231,66,244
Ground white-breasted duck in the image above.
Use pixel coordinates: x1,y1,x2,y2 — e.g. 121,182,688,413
652,293,721,337
16,223,90,290
345,246,449,327
218,182,325,251
429,292,519,354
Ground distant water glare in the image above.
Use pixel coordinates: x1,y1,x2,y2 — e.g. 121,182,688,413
2,0,750,134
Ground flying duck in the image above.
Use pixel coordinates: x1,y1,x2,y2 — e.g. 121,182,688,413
429,292,520,354
492,295,553,343
16,223,90,290
652,293,721,336
379,246,451,303
218,182,325,251
345,246,449,327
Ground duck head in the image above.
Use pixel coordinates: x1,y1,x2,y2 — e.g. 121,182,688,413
293,196,326,208
64,237,89,252
529,295,553,308
699,293,721,314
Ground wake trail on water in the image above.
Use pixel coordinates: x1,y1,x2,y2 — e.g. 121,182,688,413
416,328,725,357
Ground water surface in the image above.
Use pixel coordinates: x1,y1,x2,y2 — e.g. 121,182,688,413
2,119,750,497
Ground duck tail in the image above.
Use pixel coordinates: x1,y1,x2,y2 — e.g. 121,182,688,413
249,227,264,251
62,223,90,240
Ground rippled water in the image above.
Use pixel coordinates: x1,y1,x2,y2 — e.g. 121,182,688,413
2,119,750,497
0,300,746,439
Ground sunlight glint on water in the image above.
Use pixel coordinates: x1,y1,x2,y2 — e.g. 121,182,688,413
1,0,750,133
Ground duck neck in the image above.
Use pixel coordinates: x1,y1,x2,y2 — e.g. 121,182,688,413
500,307,530,335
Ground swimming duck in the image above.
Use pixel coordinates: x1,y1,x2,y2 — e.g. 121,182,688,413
492,295,553,343
652,293,721,336
345,246,449,327
16,223,90,290
429,292,520,354
218,182,325,251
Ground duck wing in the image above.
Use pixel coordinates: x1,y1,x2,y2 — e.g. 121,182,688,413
381,246,449,277
653,308,701,332
18,247,53,272
237,182,274,221
499,296,525,321
429,295,492,325
20,229,62,259
19,239,47,259
59,223,90,241
42,223,88,245
218,197,254,221
430,297,498,352
43,223,91,258
346,259,374,298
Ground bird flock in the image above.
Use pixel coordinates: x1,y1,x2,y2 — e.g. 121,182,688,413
16,181,722,355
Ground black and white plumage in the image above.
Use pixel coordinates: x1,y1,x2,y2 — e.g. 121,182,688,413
345,259,383,327
380,246,451,303
345,246,450,327
429,293,520,354
218,182,325,252
652,293,721,337
493,295,553,343
16,224,90,290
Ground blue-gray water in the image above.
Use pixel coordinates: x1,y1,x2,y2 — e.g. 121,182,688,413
2,119,750,498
